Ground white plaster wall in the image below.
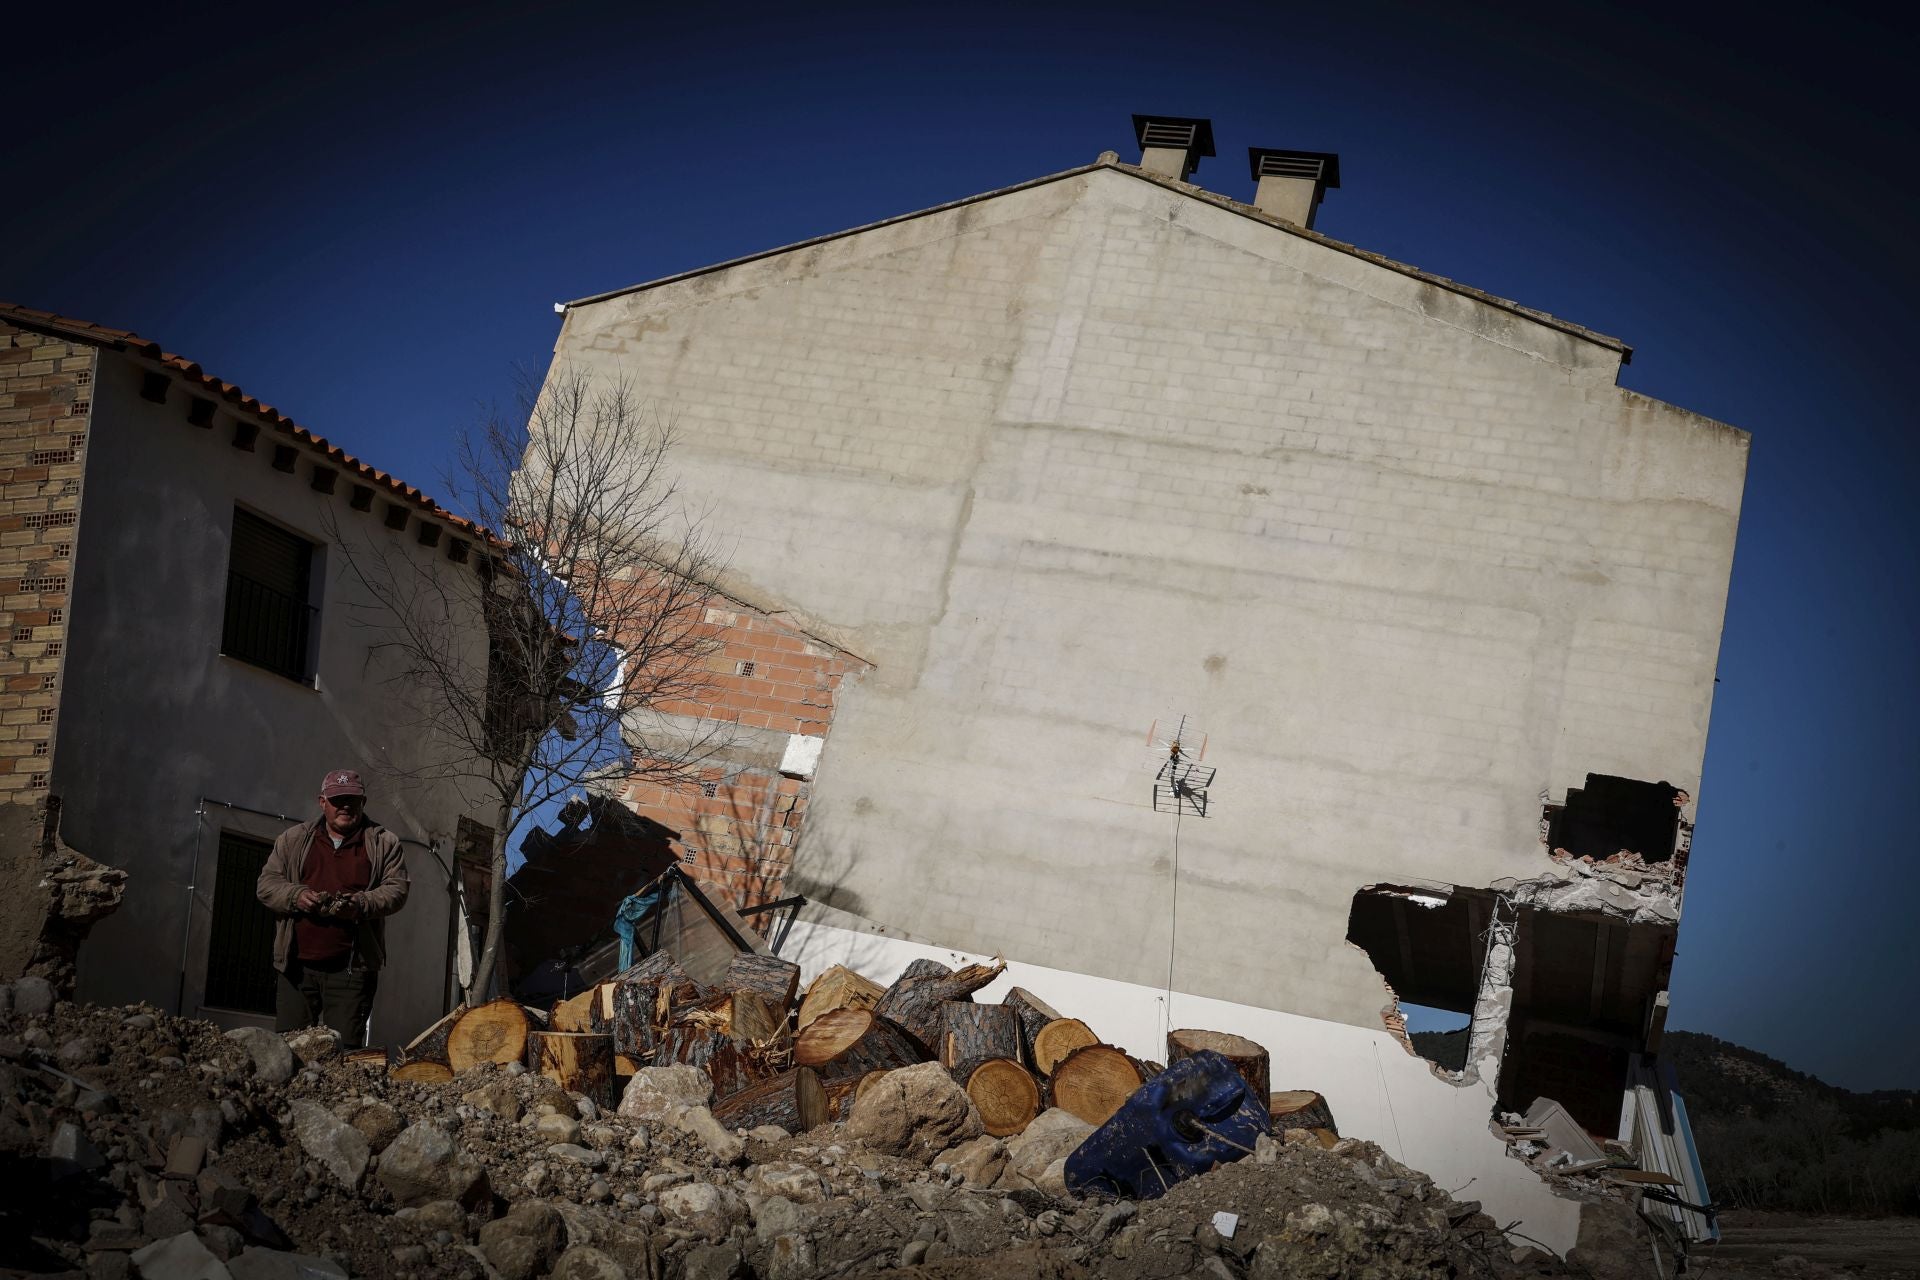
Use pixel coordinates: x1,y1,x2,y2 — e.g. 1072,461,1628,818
781,915,1584,1254
552,162,1748,1032
55,352,489,1044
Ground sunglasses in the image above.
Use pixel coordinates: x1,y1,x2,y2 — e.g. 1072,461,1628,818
323,795,365,809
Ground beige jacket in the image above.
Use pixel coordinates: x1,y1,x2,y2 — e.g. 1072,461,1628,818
256,818,410,972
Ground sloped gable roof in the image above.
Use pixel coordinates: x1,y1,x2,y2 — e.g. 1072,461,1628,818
0,302,481,535
562,157,1631,363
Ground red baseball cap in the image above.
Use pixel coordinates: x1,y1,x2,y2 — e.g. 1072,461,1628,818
320,769,365,799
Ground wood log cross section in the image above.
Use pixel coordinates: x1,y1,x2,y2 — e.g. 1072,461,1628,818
1168,1028,1270,1103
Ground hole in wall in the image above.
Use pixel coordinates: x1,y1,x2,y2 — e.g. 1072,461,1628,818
1346,885,1492,1075
1542,773,1683,863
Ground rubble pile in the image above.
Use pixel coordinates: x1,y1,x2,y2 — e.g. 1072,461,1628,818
0,976,1581,1279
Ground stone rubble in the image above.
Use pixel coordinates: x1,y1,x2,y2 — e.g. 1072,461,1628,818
0,980,1596,1279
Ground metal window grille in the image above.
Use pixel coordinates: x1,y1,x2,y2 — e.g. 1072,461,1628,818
222,509,317,681
202,831,278,1014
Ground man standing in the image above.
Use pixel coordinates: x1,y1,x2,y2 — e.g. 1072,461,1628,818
257,770,409,1047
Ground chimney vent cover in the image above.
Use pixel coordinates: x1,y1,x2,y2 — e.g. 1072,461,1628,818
1248,148,1341,188
1131,114,1217,173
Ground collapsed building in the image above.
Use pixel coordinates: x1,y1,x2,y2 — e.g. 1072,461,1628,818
540,117,1749,1250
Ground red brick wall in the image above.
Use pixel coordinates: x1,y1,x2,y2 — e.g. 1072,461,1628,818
620,602,867,918
0,321,90,810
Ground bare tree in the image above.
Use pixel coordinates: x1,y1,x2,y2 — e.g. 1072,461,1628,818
332,367,727,1001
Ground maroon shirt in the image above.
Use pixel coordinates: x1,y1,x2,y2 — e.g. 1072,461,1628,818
295,822,371,963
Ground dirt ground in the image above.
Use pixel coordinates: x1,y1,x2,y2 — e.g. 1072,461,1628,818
1688,1211,1920,1279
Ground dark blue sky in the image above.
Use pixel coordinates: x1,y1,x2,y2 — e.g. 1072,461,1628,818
6,1,1915,1089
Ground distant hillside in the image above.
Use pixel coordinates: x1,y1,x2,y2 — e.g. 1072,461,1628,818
1411,1027,1468,1072
1667,1030,1920,1132
1667,1029,1920,1215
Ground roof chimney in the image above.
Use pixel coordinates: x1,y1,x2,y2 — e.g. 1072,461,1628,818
1132,114,1215,181
1248,148,1340,229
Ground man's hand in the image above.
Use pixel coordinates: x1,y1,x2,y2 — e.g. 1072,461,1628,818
295,888,322,912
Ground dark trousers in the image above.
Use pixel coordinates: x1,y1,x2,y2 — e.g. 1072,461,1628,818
276,958,377,1049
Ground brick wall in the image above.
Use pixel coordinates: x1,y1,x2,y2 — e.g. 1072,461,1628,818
618,601,867,916
0,320,90,812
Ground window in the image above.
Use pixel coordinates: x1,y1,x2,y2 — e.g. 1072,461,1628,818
222,508,317,682
203,832,278,1014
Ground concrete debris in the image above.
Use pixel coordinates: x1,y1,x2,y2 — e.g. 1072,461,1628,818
0,980,1651,1279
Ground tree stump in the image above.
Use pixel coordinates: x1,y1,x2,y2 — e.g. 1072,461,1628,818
940,1003,1021,1074
1269,1090,1338,1137
1168,1029,1270,1104
793,1009,925,1082
965,1058,1041,1137
1031,1018,1099,1077
725,954,801,1011
797,965,885,1032
446,999,536,1074
712,1068,827,1133
1050,1044,1150,1127
528,1030,615,1105
872,959,1006,1055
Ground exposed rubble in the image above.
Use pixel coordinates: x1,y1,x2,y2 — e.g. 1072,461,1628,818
0,986,1600,1279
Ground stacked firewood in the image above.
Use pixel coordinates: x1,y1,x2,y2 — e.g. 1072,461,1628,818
381,953,1338,1142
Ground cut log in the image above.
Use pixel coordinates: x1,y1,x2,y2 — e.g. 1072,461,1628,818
965,1058,1041,1137
725,954,802,1011
344,1047,393,1070
615,1054,640,1078
654,1024,784,1100
676,989,785,1045
1001,987,1063,1069
796,965,885,1032
872,958,1007,1055
391,1060,453,1084
712,1067,827,1134
402,1006,462,1065
1269,1090,1339,1137
550,988,599,1033
940,1003,1021,1073
611,970,706,1064
1168,1029,1270,1104
446,999,536,1075
1031,1018,1099,1077
793,1008,925,1082
527,1031,615,1105
897,958,953,982
616,947,690,984
1050,1044,1149,1127
821,1071,874,1123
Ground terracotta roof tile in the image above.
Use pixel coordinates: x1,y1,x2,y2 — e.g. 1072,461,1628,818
0,302,485,537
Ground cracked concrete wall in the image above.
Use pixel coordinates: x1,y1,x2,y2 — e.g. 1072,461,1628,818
551,162,1748,1033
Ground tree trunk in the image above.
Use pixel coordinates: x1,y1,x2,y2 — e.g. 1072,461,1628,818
965,1059,1041,1137
821,1072,874,1122
528,1030,615,1105
447,998,536,1074
1031,1018,1099,1077
793,1008,925,1082
1268,1090,1338,1137
940,1003,1021,1073
872,959,1005,1055
1001,987,1062,1069
1049,1044,1149,1127
466,791,519,1004
1167,1029,1270,1104
712,1067,827,1134
796,965,885,1032
725,954,801,1011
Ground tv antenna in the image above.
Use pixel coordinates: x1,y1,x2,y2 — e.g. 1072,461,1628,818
1144,714,1215,817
